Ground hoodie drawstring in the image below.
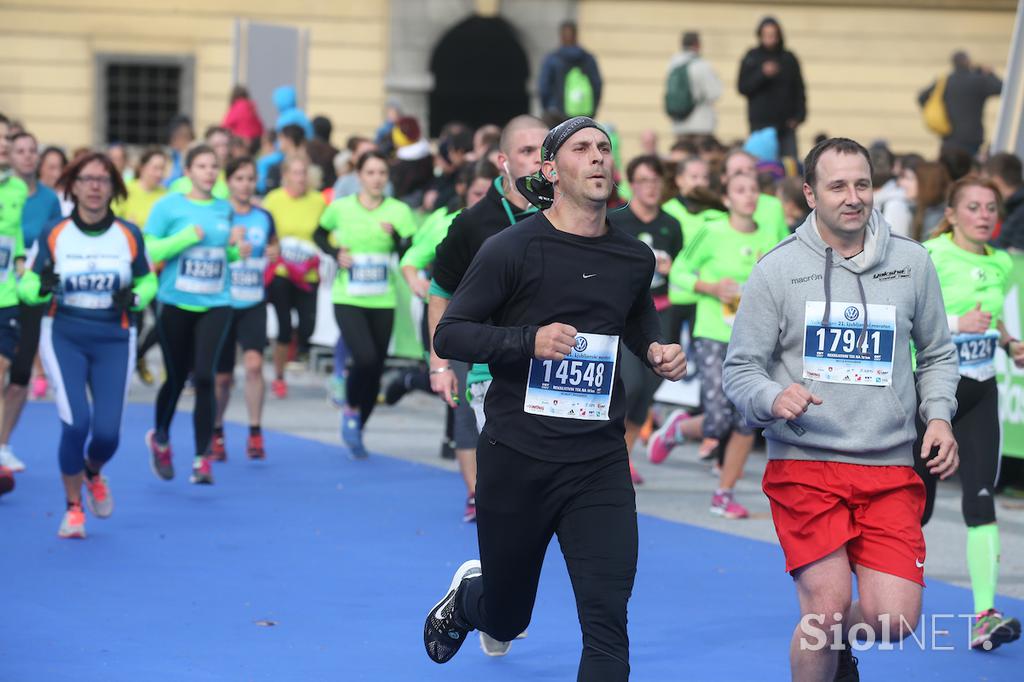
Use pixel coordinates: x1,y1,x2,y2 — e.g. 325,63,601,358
855,274,869,348
821,246,870,348
821,247,833,328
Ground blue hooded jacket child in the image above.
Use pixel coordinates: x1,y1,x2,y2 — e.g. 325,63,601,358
273,85,314,139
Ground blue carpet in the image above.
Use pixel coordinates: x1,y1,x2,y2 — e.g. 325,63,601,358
2,402,1022,681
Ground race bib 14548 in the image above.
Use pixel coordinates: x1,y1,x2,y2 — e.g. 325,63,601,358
524,332,618,420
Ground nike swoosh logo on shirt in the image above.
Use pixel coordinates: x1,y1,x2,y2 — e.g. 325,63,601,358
582,273,598,279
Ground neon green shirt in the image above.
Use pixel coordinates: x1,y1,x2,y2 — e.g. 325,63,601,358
319,195,417,308
0,174,28,308
755,193,790,243
169,174,229,201
400,207,460,271
669,214,782,344
661,198,726,305
924,233,1012,326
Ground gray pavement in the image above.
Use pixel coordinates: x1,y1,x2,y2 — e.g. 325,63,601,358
127,359,1024,601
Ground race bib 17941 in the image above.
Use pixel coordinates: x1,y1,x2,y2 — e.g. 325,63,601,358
802,301,896,386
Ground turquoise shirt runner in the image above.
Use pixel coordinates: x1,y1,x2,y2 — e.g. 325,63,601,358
144,193,235,310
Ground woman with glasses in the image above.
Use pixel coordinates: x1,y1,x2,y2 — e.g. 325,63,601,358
608,155,683,485
19,152,156,538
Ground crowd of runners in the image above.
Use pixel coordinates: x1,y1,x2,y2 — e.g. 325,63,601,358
2,19,1023,682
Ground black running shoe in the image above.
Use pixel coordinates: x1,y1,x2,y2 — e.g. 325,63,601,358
424,560,481,664
384,370,411,406
834,643,859,682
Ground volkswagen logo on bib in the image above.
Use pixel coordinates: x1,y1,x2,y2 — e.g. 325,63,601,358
844,306,860,321
574,336,588,353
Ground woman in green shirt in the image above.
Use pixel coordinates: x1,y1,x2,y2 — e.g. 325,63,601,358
667,172,781,519
314,151,417,458
916,176,1024,651
661,156,727,346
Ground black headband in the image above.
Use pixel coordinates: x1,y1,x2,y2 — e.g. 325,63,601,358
515,116,609,210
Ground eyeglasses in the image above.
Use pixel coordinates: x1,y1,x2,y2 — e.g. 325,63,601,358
75,175,112,187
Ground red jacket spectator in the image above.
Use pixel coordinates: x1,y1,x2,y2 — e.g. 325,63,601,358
222,85,264,143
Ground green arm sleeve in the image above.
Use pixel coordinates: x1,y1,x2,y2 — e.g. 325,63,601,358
144,226,201,263
131,272,158,311
17,270,51,305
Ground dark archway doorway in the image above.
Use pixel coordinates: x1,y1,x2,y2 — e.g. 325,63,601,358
429,15,530,137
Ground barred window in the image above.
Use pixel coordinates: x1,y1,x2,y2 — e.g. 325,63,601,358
97,56,194,146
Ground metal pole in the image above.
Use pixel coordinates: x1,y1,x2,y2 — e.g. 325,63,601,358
993,0,1024,153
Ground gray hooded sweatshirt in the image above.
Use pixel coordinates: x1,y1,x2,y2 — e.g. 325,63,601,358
722,210,958,467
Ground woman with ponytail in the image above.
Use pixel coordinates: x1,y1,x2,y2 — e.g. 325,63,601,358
916,175,1023,651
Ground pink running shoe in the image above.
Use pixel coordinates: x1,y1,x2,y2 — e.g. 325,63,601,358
463,495,477,523
145,429,174,481
190,456,214,485
629,460,645,486
272,379,288,399
710,490,749,519
31,375,48,399
647,409,689,464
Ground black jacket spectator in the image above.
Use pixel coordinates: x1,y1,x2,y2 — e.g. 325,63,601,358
993,188,1024,251
307,116,340,190
737,18,806,135
919,54,1002,156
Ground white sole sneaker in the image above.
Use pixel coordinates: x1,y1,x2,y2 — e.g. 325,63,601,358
424,559,482,664
480,632,512,657
430,560,482,623
0,449,26,472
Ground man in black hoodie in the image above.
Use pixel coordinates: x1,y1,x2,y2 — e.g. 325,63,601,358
737,16,807,160
919,51,1002,157
985,152,1024,251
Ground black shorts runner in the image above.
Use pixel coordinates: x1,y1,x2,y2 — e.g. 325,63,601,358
217,304,268,373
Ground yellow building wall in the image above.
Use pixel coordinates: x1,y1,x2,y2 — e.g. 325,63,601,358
0,0,389,150
578,1,1016,162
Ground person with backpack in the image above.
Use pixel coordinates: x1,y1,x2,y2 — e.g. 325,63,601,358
665,31,723,136
918,51,1002,157
538,21,602,121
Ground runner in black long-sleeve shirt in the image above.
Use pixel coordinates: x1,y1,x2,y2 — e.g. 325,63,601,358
422,117,687,681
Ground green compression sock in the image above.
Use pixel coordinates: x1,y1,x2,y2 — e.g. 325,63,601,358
967,523,1000,614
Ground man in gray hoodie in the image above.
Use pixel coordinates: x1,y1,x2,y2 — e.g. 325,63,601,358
723,138,960,681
